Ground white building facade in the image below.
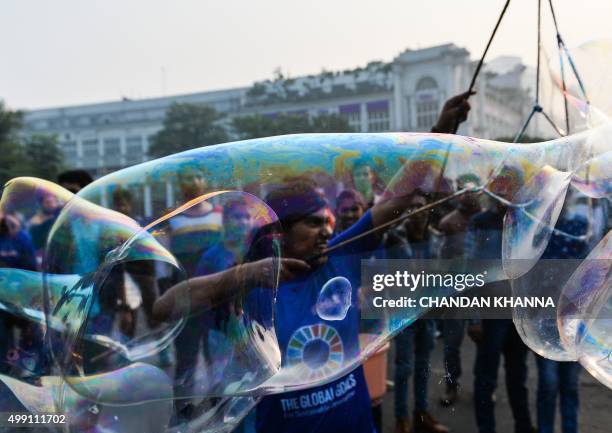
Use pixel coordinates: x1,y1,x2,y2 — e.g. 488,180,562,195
23,44,536,182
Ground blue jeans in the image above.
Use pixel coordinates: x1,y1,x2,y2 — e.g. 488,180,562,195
473,320,532,433
536,355,580,433
442,319,465,388
394,320,435,418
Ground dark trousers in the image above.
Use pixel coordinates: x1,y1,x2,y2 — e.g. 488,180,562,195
442,319,465,388
536,355,580,433
394,319,435,417
173,314,212,403
0,311,13,374
473,320,532,433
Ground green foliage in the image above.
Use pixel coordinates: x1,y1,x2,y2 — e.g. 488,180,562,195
232,113,353,140
0,101,27,185
148,103,228,158
0,101,65,184
311,114,353,133
22,134,65,181
494,135,550,144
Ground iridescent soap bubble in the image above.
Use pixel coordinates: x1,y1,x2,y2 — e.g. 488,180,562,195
0,178,74,318
0,363,173,432
34,128,610,398
576,305,612,390
163,396,257,433
558,230,611,390
49,190,282,404
508,179,603,362
571,151,612,199
557,230,611,361
548,39,612,118
503,165,571,279
316,277,352,321
41,191,186,391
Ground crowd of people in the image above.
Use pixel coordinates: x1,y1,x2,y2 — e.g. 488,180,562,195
0,93,609,433
0,169,93,380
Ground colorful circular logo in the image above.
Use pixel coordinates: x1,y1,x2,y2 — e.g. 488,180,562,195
286,323,344,380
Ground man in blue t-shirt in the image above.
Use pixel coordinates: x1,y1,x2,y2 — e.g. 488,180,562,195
253,181,381,433
153,92,474,433
154,180,434,433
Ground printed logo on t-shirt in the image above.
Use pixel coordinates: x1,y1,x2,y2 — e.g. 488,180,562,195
286,323,344,380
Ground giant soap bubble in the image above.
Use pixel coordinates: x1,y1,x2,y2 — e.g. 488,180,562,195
548,39,612,118
0,363,174,432
503,165,572,279
0,110,611,428
45,188,282,403
509,187,595,361
558,230,611,363
31,121,608,401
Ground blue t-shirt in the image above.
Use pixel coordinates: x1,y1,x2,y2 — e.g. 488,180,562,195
254,210,378,433
195,241,241,276
0,230,37,271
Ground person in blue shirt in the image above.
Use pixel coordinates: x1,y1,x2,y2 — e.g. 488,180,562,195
0,210,41,378
154,92,473,433
155,181,442,433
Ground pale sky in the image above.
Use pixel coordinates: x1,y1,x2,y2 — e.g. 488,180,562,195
2,0,611,110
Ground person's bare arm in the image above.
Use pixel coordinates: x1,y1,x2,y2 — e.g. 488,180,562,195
152,258,310,321
431,90,474,134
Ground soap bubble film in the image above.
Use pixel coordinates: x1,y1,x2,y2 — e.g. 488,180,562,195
45,190,282,404
1,122,611,431
558,230,611,364
502,165,571,279
54,130,608,398
316,277,352,321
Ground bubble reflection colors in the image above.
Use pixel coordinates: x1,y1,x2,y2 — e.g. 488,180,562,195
49,190,282,404
549,39,612,118
49,130,611,398
571,151,612,199
0,125,608,413
316,277,352,321
511,258,583,361
0,363,174,432
503,165,572,280
557,230,611,360
577,315,612,390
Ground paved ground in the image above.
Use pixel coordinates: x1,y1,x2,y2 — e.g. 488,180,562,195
378,334,612,433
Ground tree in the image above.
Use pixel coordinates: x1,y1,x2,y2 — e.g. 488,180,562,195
0,101,28,185
22,134,65,181
148,103,228,158
232,113,353,140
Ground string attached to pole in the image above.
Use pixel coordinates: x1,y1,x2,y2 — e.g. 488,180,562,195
514,0,573,142
307,0,593,262
310,0,515,259
306,187,477,264
452,0,512,134
429,0,512,239
468,0,511,95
